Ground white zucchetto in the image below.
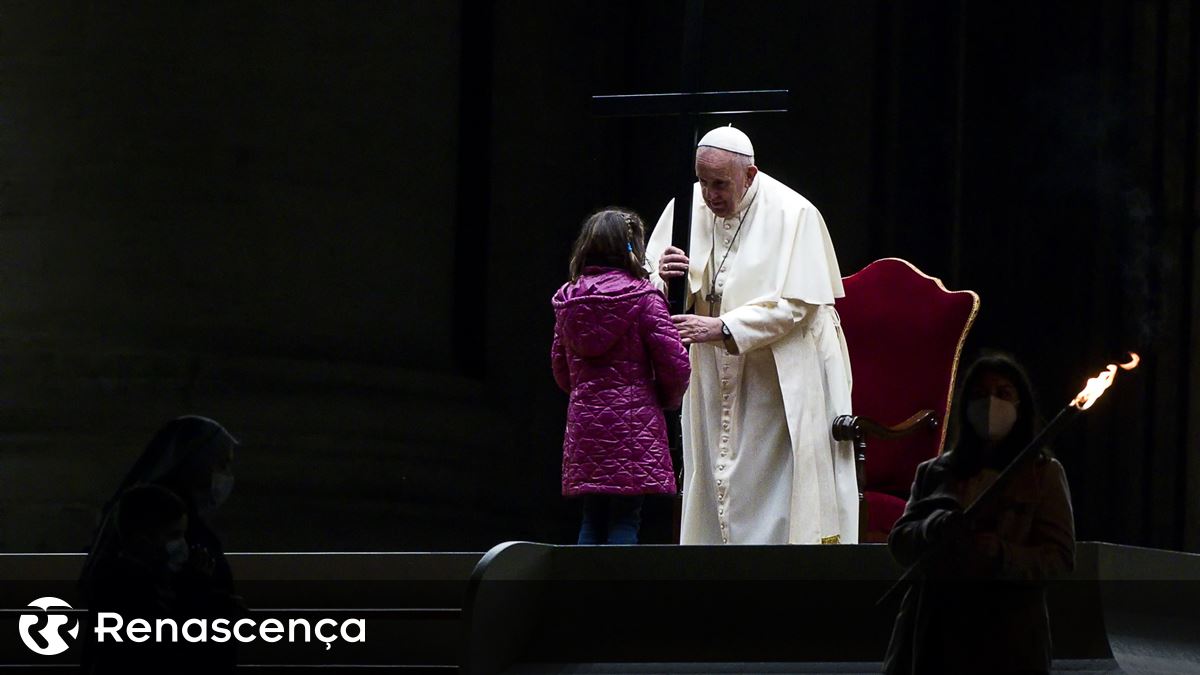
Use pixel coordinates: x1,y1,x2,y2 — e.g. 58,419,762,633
697,125,754,157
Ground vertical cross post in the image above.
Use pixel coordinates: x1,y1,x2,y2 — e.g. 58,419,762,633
590,1,788,540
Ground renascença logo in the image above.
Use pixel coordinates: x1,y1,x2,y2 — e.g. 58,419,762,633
94,614,366,651
17,596,366,655
18,597,79,656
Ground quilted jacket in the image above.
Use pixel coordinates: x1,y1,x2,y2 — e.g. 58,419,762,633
551,267,691,496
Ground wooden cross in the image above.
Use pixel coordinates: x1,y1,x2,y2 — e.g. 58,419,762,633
591,1,788,541
592,0,788,315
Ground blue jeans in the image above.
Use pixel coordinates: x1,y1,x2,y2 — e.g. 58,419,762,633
577,494,644,545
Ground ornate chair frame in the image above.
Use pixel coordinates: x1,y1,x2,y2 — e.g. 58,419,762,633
831,258,979,542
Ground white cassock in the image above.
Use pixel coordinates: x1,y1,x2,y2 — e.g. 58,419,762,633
646,172,858,544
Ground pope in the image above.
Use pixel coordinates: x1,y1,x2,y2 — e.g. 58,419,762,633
646,125,858,544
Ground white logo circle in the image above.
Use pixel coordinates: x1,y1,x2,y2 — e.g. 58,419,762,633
17,597,79,656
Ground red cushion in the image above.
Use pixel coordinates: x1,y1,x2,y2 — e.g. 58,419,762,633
836,259,978,496
865,490,908,538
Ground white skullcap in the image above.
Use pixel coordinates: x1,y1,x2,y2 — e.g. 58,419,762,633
697,125,754,157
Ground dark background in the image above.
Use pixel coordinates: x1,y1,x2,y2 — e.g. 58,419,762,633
0,1,1196,554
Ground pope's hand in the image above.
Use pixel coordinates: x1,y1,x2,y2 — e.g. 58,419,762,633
672,314,724,345
658,246,690,279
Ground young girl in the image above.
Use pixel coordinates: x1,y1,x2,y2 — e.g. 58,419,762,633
551,207,691,545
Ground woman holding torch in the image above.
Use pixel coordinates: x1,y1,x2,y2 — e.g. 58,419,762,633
884,351,1076,675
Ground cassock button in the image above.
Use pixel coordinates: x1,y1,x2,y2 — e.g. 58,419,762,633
724,237,731,245
723,223,731,230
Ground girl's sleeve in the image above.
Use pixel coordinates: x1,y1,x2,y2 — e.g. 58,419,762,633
640,292,691,410
551,322,571,393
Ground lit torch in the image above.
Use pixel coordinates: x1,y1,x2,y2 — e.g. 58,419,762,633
1072,352,1140,410
985,352,1142,479
879,353,1141,605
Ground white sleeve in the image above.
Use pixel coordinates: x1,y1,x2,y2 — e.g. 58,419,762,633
721,298,815,354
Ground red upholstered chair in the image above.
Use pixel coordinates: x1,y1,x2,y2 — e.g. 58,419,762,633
832,258,979,543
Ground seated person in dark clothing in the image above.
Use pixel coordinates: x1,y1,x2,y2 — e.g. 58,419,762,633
884,352,1076,675
82,416,241,608
81,416,243,673
84,484,192,672
90,484,189,615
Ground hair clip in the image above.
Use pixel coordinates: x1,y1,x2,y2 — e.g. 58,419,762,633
627,242,633,252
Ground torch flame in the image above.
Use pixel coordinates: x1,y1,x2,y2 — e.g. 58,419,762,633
1071,352,1140,410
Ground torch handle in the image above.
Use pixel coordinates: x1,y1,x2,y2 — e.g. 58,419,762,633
961,406,1079,520
877,404,1082,607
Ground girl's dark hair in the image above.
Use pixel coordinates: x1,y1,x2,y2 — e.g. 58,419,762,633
567,207,649,282
945,350,1043,476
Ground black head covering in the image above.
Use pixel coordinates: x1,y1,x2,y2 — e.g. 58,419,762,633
80,416,238,598
944,351,1043,477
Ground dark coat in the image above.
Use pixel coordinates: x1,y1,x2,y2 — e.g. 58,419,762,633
80,417,242,674
884,454,1075,675
83,530,241,675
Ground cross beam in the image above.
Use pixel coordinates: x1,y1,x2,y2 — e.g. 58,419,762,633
592,89,789,118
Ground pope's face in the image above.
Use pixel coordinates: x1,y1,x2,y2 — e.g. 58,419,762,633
695,148,755,219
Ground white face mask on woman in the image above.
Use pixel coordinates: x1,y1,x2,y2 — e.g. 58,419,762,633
165,537,189,572
211,472,234,506
967,396,1018,442
197,472,235,514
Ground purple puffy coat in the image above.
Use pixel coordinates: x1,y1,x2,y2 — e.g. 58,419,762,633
551,267,691,496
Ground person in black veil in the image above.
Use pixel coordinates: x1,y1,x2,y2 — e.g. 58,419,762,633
80,416,243,673
83,484,191,671
883,352,1076,675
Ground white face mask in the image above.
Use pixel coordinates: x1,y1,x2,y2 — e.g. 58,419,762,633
211,472,234,508
198,472,235,514
967,396,1018,442
165,537,189,572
